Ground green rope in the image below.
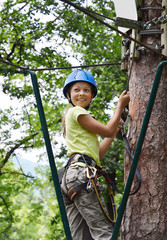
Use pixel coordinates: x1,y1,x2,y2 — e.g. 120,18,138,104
111,61,167,240
20,70,72,240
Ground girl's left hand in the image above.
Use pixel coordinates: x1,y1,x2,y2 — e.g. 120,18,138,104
118,118,124,127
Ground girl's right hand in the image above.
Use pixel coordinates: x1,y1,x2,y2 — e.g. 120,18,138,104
118,90,130,109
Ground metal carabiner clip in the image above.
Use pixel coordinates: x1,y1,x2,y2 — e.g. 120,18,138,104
86,167,97,179
86,180,93,192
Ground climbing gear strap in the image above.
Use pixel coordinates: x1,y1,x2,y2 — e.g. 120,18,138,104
123,132,141,195
67,182,88,201
120,123,142,195
68,153,97,167
58,153,96,184
89,170,117,223
98,168,124,195
121,124,141,196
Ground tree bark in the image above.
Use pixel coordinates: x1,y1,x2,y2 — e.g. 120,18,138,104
121,0,167,239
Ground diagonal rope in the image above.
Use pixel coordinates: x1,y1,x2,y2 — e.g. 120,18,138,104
59,0,167,60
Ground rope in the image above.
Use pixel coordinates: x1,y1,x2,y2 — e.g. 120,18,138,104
91,177,117,223
77,5,116,22
140,7,164,11
0,58,121,72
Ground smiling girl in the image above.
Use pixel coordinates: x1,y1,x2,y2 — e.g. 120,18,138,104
61,69,130,240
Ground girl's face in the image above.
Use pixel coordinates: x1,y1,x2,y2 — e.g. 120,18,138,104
68,81,93,108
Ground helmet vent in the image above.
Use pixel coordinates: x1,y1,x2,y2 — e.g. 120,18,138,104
74,69,88,80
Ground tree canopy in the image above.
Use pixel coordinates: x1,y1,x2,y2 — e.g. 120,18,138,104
0,0,127,238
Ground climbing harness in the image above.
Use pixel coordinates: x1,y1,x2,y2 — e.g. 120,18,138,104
59,154,100,201
59,153,118,223
59,134,141,225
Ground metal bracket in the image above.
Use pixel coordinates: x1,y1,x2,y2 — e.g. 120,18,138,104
137,45,164,52
139,29,163,35
115,17,144,30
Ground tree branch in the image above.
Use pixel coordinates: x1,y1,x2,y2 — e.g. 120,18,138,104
19,2,29,12
0,132,38,169
6,42,18,61
0,168,35,178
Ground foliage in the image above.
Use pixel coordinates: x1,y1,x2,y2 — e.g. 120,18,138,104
0,0,128,238
0,160,66,240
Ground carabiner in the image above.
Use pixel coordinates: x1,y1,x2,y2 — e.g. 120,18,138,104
86,167,97,179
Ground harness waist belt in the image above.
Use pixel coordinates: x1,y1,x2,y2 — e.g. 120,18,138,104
68,154,97,167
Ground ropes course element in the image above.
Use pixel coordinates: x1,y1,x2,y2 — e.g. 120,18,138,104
19,62,167,240
0,1,167,72
143,14,167,29
59,0,167,60
20,69,72,240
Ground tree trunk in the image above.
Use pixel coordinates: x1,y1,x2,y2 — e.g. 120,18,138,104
121,0,167,239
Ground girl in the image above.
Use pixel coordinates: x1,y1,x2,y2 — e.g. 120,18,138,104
61,69,130,240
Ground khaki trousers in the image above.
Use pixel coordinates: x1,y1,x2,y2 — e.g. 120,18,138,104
61,165,113,240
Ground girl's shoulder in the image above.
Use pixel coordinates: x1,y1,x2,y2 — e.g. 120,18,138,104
67,106,89,114
69,106,88,115
66,106,89,122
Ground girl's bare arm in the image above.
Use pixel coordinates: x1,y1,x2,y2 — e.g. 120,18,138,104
78,91,129,138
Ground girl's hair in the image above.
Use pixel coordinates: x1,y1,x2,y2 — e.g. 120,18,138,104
62,105,72,137
62,83,74,137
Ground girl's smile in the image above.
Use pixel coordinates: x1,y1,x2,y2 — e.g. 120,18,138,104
68,81,93,108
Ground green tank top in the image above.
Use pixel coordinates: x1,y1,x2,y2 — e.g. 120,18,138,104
65,106,100,166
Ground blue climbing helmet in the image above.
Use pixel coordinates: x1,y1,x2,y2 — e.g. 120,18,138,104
63,69,97,98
